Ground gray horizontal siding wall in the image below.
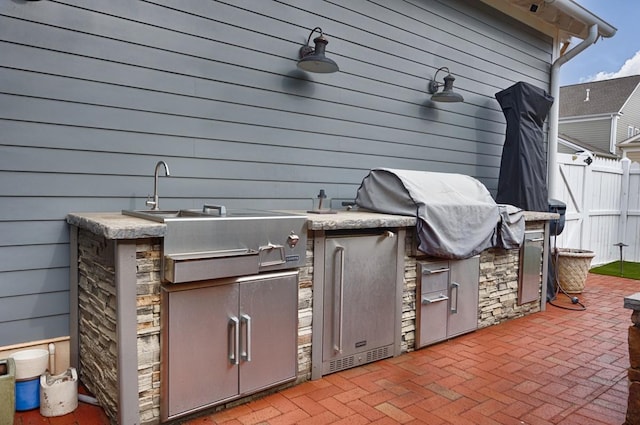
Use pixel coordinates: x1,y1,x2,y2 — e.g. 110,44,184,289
619,89,640,144
559,119,612,154
0,0,552,346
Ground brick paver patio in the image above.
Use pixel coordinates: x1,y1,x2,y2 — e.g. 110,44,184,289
14,273,634,424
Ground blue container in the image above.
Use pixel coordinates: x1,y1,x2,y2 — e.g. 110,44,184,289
15,378,39,411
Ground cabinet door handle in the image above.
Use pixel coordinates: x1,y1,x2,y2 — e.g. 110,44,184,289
526,237,544,243
241,313,252,362
334,245,345,355
228,316,240,365
450,282,460,314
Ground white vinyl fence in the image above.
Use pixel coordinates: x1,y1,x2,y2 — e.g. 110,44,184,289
553,153,640,266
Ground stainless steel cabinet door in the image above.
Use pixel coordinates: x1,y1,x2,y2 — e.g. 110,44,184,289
239,272,298,394
447,256,480,338
518,231,544,305
165,283,239,419
323,234,397,362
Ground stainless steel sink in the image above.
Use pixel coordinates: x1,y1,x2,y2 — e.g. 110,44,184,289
122,209,212,222
122,208,300,222
122,206,308,282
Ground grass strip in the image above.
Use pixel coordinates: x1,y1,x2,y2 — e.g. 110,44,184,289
590,261,640,280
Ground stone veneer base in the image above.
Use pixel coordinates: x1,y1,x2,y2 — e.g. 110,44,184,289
76,222,545,424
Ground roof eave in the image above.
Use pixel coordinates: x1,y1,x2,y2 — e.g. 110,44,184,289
480,0,617,41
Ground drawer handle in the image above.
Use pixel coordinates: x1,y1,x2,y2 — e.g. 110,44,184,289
526,237,544,243
423,267,449,275
422,294,449,304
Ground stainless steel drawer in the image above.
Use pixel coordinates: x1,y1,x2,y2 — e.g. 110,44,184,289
417,261,449,293
416,257,479,349
418,290,449,345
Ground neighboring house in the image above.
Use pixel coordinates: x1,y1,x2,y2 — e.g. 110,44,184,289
0,1,614,350
618,133,640,163
558,132,617,159
559,75,640,157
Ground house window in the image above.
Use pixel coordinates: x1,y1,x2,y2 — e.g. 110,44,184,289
630,126,635,137
636,127,640,135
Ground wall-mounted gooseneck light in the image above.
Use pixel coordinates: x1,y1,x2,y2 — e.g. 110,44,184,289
297,27,339,74
428,67,464,103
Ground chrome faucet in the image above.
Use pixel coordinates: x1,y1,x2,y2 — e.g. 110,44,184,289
146,161,170,210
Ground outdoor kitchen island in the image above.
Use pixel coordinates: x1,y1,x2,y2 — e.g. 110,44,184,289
66,209,556,425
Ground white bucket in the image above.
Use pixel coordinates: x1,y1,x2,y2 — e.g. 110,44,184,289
39,367,78,417
10,349,49,381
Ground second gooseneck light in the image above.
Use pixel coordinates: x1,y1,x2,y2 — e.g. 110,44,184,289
297,27,339,74
428,67,464,103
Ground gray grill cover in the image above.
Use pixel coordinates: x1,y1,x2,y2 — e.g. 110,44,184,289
355,168,524,259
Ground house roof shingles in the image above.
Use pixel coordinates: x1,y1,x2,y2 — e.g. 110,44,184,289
559,74,640,118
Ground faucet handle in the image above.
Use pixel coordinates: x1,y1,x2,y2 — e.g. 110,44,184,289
145,195,156,209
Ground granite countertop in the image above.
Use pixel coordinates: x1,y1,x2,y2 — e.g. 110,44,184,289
303,210,416,231
305,209,559,231
522,211,559,221
67,209,559,240
66,210,418,239
66,212,167,239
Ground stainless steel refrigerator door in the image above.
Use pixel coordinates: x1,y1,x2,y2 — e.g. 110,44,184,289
322,233,397,363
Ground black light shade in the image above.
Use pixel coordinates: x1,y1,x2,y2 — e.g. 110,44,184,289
297,27,339,74
428,67,464,103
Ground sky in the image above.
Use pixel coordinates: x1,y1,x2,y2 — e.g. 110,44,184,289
558,0,640,86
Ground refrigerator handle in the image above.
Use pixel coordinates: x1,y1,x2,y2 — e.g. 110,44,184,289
240,314,252,362
229,316,240,365
334,245,345,354
450,282,460,314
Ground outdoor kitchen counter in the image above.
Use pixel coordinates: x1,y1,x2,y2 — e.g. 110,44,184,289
66,210,418,235
66,210,559,238
66,209,559,424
